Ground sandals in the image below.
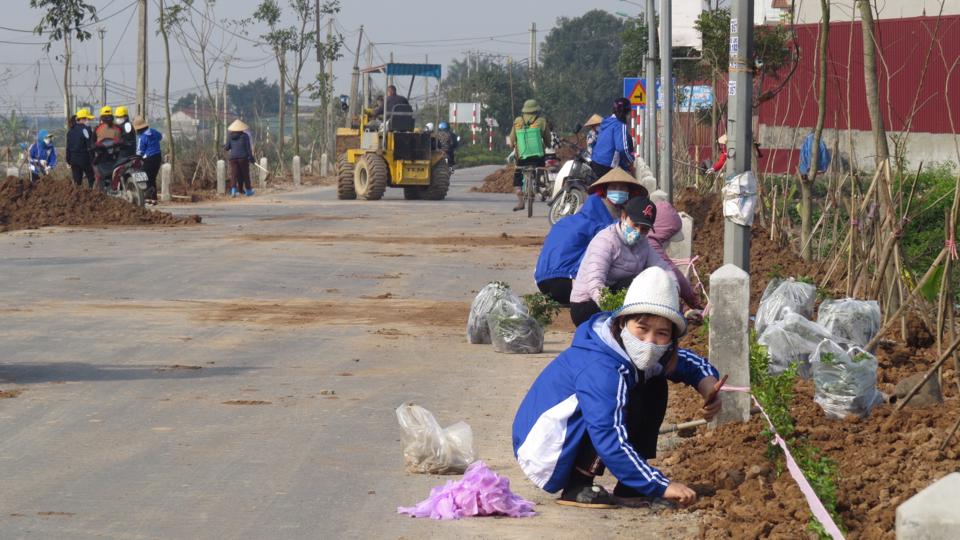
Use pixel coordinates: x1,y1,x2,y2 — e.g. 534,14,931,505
556,484,619,509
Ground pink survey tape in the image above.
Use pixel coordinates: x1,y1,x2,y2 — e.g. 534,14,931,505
721,386,845,540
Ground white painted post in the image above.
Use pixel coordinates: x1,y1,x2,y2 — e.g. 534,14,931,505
292,155,301,187
6,167,19,178
258,157,268,188
897,472,960,539
216,159,226,195
320,152,329,177
160,163,172,203
708,264,752,426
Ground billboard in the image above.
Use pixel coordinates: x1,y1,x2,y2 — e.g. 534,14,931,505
448,102,482,124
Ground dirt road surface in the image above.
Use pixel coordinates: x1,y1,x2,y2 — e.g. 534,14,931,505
0,166,701,539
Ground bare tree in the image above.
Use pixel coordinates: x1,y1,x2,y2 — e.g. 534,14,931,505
857,0,889,167
30,0,97,123
253,0,292,166
158,0,185,179
800,0,830,262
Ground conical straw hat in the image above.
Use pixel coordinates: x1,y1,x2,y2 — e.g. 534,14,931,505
584,114,603,128
228,119,249,132
588,166,648,196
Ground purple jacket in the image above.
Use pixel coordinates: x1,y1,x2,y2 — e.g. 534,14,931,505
570,222,674,304
648,201,701,309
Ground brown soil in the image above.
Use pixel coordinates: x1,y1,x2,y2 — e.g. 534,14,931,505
0,177,201,232
0,389,24,399
239,232,544,248
222,400,272,405
471,166,516,193
674,187,822,312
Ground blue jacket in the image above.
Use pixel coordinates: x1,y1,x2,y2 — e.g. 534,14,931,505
798,133,831,175
136,128,163,158
28,130,57,168
512,312,718,496
591,115,634,170
534,194,616,283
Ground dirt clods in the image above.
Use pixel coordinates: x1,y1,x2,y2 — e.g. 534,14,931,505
0,177,201,232
471,166,515,193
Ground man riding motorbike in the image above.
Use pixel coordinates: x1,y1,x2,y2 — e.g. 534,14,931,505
114,106,137,159
436,122,458,170
94,106,121,191
508,99,552,211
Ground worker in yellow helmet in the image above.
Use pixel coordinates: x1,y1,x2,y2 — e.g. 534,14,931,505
114,106,137,159
66,108,97,188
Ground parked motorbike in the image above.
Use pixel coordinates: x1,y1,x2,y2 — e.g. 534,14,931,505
94,139,148,207
547,139,596,225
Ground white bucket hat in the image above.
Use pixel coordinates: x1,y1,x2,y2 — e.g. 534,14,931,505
613,266,687,337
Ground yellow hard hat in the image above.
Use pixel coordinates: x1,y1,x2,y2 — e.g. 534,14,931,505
75,107,94,120
115,106,128,117
99,105,113,117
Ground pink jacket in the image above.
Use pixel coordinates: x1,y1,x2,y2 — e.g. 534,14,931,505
570,222,674,304
648,201,702,309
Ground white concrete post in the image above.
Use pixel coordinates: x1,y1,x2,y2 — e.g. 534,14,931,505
320,152,329,177
292,155,301,187
665,212,694,280
6,167,19,178
897,472,960,539
216,159,226,195
258,157,268,188
708,264,751,426
160,163,172,203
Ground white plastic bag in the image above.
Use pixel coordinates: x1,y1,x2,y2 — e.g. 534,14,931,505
810,340,884,419
722,170,757,226
755,278,817,335
758,312,840,378
396,403,476,474
488,311,544,354
466,282,526,344
817,298,881,348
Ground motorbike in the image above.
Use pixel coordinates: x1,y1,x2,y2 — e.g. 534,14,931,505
547,139,596,225
94,139,148,207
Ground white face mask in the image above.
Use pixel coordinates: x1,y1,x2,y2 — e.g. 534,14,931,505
620,328,670,378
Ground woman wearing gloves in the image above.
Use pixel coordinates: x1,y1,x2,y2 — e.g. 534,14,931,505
569,196,698,326
513,266,722,508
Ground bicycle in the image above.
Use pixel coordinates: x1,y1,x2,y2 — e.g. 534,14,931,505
521,165,550,218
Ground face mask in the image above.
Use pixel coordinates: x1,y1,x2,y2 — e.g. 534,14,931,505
621,221,641,246
43,138,52,145
607,190,628,205
620,328,670,378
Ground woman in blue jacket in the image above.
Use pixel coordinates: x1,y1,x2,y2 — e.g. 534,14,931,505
513,266,722,508
134,117,163,205
27,130,57,181
534,167,647,305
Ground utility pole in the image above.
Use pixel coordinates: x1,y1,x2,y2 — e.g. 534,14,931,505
135,0,148,118
724,0,753,271
345,25,363,128
98,28,106,106
645,0,658,180
659,0,673,200
315,0,322,63
364,44,373,107
388,51,394,88
223,56,231,143
529,22,537,88
326,18,334,157
424,54,429,107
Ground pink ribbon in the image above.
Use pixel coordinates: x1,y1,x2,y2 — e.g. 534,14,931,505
720,387,845,539
672,255,711,313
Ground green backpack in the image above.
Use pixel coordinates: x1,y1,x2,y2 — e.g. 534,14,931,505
515,120,545,160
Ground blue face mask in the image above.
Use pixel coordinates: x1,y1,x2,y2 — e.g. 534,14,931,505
621,221,641,245
607,190,629,205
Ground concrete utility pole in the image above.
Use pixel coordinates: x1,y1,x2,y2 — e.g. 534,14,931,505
659,0,673,201
529,22,537,87
345,25,363,128
98,28,106,106
388,51,394,88
135,0,148,118
222,56,231,143
724,0,753,271
645,0,658,180
363,43,372,108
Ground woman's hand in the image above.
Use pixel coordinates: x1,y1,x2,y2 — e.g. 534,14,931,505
663,482,697,506
697,376,724,421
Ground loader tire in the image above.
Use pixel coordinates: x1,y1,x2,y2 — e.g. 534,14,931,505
336,154,356,200
421,160,450,201
354,154,388,201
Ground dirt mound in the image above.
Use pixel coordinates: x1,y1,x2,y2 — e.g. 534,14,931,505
0,177,201,232
471,166,516,193
674,187,820,311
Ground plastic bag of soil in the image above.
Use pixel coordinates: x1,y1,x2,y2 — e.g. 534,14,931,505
754,278,817,335
466,282,527,344
488,309,545,354
758,312,841,378
810,339,884,419
817,298,881,348
395,403,477,475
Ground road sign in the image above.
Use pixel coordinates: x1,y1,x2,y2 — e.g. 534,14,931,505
622,78,663,110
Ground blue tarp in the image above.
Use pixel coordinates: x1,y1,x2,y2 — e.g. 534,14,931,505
798,133,831,175
385,63,441,79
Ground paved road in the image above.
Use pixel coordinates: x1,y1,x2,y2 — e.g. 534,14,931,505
0,167,699,539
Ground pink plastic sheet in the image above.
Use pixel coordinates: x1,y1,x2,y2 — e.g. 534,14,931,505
397,461,536,520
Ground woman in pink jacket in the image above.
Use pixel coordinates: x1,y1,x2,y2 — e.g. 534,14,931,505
569,196,702,326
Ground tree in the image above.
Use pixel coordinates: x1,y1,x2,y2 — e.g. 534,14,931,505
617,15,650,78
308,18,344,159
444,55,533,138
802,0,830,262
536,10,629,130
158,0,185,180
252,0,293,165
857,0,889,167
229,78,283,119
30,0,97,123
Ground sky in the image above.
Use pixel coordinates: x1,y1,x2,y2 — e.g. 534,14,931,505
0,0,648,118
